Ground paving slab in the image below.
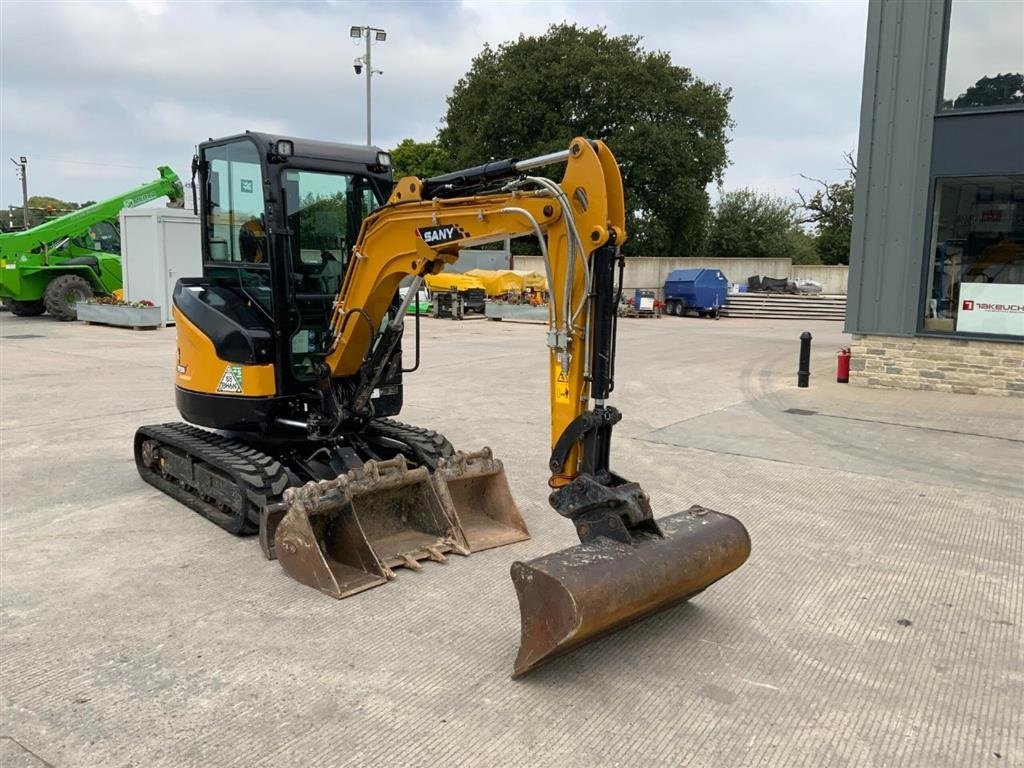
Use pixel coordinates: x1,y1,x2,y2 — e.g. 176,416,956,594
1,313,1021,767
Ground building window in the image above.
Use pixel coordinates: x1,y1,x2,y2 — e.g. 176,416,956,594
924,176,1024,337
940,0,1024,112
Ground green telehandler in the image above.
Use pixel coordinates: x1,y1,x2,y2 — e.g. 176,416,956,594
1,167,184,320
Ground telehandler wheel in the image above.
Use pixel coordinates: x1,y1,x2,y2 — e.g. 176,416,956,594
44,274,93,321
6,299,45,317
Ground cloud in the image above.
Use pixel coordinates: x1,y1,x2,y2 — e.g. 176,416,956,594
140,101,290,144
0,0,869,207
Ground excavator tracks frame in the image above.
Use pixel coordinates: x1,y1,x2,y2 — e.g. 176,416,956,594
135,423,292,535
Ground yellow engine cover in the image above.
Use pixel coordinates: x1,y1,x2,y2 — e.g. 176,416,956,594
173,305,276,396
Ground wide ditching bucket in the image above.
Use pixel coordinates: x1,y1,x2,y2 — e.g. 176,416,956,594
433,448,530,552
510,502,750,678
269,456,470,599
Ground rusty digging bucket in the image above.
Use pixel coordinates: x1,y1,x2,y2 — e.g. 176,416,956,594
510,503,750,678
260,450,529,599
266,456,471,599
433,448,530,552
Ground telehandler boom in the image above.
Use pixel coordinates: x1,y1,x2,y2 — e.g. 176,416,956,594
135,133,749,676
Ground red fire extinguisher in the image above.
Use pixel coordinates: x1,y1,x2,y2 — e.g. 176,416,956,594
836,347,851,383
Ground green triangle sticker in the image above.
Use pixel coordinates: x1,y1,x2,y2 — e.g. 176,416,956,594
216,365,243,394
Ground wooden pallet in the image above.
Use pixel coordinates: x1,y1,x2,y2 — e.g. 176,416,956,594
722,293,846,321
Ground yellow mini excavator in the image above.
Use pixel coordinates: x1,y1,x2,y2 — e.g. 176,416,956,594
135,133,750,677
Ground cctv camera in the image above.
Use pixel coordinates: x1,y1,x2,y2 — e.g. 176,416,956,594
353,58,363,75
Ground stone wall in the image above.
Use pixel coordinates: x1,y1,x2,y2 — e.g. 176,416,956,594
850,334,1024,397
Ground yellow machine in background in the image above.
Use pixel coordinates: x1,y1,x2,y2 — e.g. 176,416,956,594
467,268,548,297
511,269,548,292
135,133,750,677
424,272,487,293
423,271,487,316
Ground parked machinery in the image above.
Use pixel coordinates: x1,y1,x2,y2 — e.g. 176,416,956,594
134,133,750,677
424,272,486,317
0,168,183,320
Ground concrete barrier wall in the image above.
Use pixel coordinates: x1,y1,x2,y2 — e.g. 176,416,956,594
514,256,849,295
666,257,793,286
790,265,849,295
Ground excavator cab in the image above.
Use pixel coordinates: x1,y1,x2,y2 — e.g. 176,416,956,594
187,133,395,406
140,131,530,594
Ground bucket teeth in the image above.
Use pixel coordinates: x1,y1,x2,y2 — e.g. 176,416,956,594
424,546,447,563
267,450,527,599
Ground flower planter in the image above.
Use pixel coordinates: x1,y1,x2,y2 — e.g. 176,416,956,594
75,302,162,330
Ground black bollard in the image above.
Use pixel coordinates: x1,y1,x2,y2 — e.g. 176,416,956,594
798,331,812,387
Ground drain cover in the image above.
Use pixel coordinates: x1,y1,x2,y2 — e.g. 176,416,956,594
784,408,818,416
2,334,45,340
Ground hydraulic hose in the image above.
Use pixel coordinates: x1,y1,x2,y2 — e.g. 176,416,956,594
499,206,556,330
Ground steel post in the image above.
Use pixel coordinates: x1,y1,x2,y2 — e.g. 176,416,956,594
798,331,812,387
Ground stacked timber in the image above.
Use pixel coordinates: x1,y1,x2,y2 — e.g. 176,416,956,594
722,293,846,321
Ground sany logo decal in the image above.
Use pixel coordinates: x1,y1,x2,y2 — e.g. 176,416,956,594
962,300,975,311
416,224,468,245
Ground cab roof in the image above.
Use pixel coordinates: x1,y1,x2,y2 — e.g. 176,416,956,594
205,131,386,167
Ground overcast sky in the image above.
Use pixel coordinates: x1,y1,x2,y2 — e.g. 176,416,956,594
0,0,871,210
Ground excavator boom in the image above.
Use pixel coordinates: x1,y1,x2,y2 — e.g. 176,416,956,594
270,137,751,675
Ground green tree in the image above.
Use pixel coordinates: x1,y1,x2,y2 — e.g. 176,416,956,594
705,189,799,259
797,153,856,265
390,139,453,180
949,72,1024,109
4,195,86,229
438,24,732,256
785,228,821,265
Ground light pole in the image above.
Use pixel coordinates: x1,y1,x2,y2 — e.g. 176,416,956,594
9,156,28,229
350,25,386,146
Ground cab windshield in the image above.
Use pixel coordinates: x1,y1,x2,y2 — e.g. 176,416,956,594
282,168,380,380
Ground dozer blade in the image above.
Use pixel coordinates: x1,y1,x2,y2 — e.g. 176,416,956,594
510,504,750,678
433,448,530,552
271,456,470,599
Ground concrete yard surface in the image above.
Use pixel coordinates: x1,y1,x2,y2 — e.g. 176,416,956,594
1,313,1021,767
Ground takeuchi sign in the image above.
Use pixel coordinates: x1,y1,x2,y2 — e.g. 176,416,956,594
956,283,1024,336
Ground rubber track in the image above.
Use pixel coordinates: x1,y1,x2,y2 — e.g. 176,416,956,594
135,422,291,535
365,417,454,471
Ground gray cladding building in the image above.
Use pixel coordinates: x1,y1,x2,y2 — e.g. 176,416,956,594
847,0,1024,396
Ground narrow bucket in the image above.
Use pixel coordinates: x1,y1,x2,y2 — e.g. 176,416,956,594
510,505,750,678
434,448,530,552
274,486,390,599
